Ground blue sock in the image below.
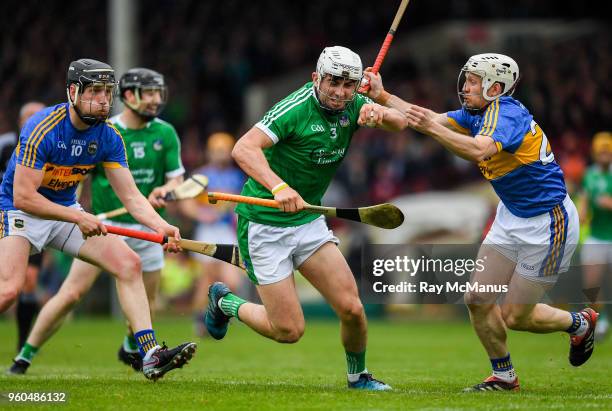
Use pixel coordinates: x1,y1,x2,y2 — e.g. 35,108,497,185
490,353,516,382
134,329,158,358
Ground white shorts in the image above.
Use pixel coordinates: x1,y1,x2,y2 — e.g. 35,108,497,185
103,220,164,272
238,215,339,285
1,204,86,257
581,236,612,266
191,222,237,263
483,194,579,283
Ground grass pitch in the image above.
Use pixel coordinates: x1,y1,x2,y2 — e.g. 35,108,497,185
0,316,611,410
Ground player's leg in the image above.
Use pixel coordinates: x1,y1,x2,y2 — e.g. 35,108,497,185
194,260,244,337
463,244,518,392
0,236,31,313
297,241,390,390
580,238,611,340
118,234,165,364
56,224,195,381
16,253,43,352
9,258,101,375
205,216,306,341
117,268,161,371
209,274,306,342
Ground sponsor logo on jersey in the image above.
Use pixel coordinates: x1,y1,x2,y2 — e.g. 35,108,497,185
339,114,349,127
71,139,87,146
41,163,95,191
153,140,163,151
310,124,325,133
309,146,346,165
87,141,98,155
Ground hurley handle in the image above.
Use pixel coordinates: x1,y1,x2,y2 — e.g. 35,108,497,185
105,225,166,244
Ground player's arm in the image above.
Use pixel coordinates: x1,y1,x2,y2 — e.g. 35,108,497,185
357,103,407,131
149,127,185,208
232,126,304,212
13,164,106,237
148,175,184,209
105,166,181,249
363,69,450,128
404,104,498,162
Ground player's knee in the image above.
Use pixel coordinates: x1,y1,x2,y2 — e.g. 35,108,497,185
115,252,142,282
464,290,491,307
501,307,529,330
0,286,19,307
273,323,304,344
337,298,364,323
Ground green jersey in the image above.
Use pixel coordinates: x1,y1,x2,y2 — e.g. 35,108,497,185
235,82,372,227
91,115,184,224
583,165,612,240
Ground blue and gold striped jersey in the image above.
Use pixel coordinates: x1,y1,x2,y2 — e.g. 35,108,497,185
0,103,128,210
447,96,566,218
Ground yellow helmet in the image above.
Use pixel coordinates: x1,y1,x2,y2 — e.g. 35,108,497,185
207,132,235,151
592,131,612,155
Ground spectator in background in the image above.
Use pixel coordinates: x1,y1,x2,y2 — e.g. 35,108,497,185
579,132,612,341
179,132,246,337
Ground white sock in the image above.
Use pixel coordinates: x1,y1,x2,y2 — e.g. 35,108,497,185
143,345,161,361
492,367,516,383
347,368,367,383
571,314,589,337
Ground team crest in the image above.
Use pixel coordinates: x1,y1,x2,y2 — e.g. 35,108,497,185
339,114,350,128
87,141,98,155
13,218,24,230
153,140,163,151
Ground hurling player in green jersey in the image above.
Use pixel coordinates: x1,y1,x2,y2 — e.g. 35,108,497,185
204,46,407,391
579,132,612,340
15,68,186,373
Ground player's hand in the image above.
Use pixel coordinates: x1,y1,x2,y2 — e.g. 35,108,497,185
405,105,436,134
148,186,168,208
156,223,182,252
360,67,384,99
274,186,305,213
358,103,386,128
77,211,107,238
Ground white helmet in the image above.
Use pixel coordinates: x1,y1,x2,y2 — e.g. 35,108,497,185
458,53,520,104
316,46,363,81
314,46,363,113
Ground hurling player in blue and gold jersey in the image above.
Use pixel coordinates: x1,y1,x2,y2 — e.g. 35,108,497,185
362,53,598,392
0,59,195,380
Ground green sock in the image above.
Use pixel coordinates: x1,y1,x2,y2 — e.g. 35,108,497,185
346,350,366,375
219,293,247,319
17,343,39,363
123,334,139,353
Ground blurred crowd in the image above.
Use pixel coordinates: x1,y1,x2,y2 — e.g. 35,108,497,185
0,0,608,314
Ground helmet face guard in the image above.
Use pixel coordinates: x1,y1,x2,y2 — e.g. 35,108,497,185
119,68,168,121
66,59,117,126
314,46,363,115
